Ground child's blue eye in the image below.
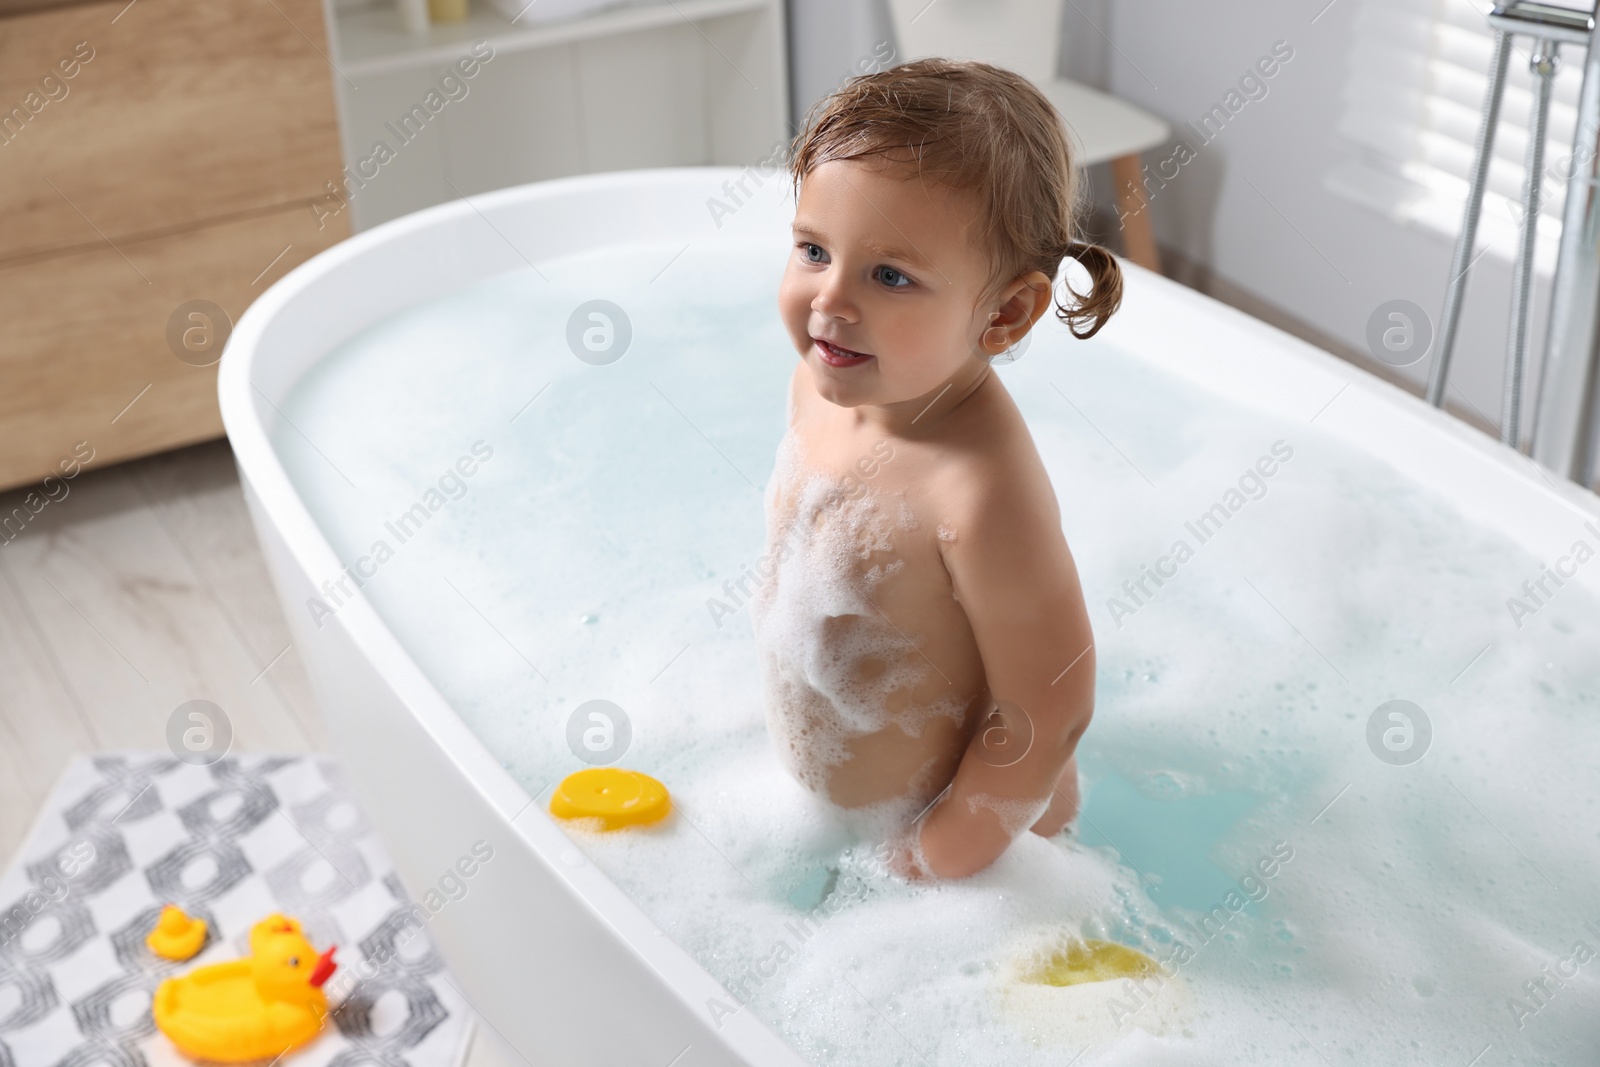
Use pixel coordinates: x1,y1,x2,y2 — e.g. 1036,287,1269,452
802,243,827,264
875,266,911,288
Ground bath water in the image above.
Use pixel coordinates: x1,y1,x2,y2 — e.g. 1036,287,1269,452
275,239,1600,1065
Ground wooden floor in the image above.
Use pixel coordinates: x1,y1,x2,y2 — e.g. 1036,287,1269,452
0,437,512,1067
0,439,326,862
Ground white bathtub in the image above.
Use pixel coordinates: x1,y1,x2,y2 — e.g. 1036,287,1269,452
218,166,1600,1066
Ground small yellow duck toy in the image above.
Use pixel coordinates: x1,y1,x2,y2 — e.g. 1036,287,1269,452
146,904,208,961
153,913,338,1063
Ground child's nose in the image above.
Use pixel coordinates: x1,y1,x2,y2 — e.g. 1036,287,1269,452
811,275,858,321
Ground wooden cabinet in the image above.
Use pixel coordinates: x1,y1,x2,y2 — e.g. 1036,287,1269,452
0,0,348,490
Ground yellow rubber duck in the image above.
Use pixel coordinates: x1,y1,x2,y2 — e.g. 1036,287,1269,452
153,913,338,1063
146,904,208,962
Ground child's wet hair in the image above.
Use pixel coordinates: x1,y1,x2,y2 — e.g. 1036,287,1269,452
786,57,1124,341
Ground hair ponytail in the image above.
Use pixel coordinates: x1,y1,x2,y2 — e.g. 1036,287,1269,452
1056,241,1124,340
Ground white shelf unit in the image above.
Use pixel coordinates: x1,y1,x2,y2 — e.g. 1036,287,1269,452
321,0,791,230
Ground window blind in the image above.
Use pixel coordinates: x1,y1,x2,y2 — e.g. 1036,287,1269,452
1325,0,1590,274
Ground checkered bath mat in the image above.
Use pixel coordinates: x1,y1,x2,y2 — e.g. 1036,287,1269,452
0,754,474,1067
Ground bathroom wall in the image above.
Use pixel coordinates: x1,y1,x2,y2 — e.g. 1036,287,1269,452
785,0,898,124
787,0,1113,111
785,0,1553,430
1095,0,1547,428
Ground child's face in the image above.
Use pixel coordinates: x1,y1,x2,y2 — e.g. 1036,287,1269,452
779,158,1007,409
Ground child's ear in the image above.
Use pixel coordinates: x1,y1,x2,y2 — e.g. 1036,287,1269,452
983,271,1056,354
993,270,1055,331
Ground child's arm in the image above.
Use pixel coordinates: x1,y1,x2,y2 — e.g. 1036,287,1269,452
913,468,1096,878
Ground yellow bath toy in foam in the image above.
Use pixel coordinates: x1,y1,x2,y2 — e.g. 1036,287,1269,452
152,913,337,1063
146,904,207,961
1025,939,1164,987
550,768,671,829
1003,937,1190,1046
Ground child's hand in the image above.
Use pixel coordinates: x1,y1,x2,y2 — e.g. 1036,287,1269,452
873,827,933,882
887,841,933,882
886,846,924,881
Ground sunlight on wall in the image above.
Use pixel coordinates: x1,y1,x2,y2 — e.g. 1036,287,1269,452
1326,0,1587,274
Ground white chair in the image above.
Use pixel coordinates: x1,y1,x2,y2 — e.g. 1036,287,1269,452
885,0,1171,271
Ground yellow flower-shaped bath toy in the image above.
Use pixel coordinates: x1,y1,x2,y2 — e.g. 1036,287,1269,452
146,904,207,961
152,913,338,1063
550,768,671,829
1025,938,1164,986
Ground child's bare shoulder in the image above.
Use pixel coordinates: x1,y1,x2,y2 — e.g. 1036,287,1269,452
933,376,1059,528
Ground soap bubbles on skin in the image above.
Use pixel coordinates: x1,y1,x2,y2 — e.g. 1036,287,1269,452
1364,299,1433,368
566,299,631,365
166,699,233,766
750,431,972,794
965,792,1053,836
1366,699,1431,765
566,699,632,765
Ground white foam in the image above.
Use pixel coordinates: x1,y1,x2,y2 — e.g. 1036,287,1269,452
965,792,1055,836
749,426,967,805
276,239,1600,1066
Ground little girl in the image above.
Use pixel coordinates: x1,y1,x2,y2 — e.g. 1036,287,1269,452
749,57,1122,878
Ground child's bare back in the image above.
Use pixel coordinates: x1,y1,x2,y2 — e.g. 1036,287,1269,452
750,58,1123,878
